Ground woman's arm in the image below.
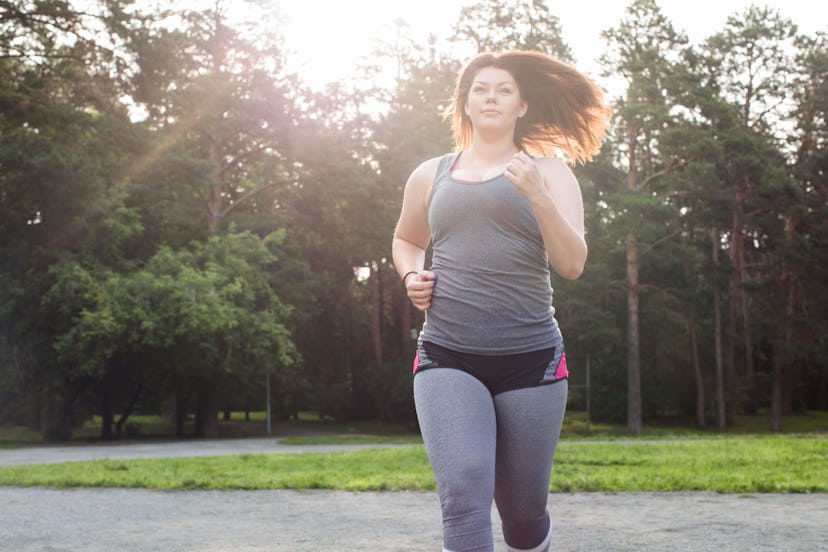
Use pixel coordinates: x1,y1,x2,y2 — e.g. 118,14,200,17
392,158,440,310
505,153,587,280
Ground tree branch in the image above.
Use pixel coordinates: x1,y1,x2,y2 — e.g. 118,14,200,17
219,181,278,219
648,229,682,249
641,158,684,188
217,143,275,180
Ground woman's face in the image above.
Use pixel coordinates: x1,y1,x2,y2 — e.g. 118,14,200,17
464,66,527,133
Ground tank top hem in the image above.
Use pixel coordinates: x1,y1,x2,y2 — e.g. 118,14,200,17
419,327,563,356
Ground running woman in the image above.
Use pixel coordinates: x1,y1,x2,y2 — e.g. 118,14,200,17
392,50,609,552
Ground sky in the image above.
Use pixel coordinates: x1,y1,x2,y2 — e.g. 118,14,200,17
276,0,825,93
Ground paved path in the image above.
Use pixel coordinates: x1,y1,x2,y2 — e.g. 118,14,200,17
2,438,827,551
0,437,412,466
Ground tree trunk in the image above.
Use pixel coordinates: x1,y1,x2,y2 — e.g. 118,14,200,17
740,281,757,412
625,122,643,435
369,262,384,368
626,231,642,434
770,356,784,432
712,224,727,431
726,205,740,424
101,379,114,441
115,384,143,438
772,217,797,431
737,187,757,412
174,385,188,438
194,380,220,438
731,185,758,414
206,8,227,236
687,312,706,429
817,360,827,410
208,142,223,234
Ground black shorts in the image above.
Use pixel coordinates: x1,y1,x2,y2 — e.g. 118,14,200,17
413,340,568,396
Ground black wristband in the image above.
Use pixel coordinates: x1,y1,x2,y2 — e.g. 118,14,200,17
402,271,418,285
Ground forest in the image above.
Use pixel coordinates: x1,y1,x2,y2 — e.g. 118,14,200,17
0,0,825,440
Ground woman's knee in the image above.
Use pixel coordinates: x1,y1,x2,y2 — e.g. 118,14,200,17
500,509,551,551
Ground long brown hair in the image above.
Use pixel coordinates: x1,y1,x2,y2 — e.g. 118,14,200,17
448,51,610,164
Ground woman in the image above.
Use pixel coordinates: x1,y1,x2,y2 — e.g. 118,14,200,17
392,50,608,552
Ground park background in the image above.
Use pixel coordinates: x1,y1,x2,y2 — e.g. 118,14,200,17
0,0,826,443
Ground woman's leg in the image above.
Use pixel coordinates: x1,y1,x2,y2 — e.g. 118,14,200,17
492,380,568,552
414,368,498,552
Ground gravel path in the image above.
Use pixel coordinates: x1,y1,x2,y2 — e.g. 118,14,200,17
1,438,827,551
1,487,826,551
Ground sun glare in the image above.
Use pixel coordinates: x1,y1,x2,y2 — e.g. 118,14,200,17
246,0,824,94
278,1,416,90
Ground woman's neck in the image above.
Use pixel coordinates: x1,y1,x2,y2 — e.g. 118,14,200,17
467,137,519,166
451,137,520,182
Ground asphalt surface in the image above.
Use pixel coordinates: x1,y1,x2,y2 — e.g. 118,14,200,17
0,437,411,466
1,438,827,551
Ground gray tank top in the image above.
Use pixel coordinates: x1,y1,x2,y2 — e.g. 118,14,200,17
420,152,563,354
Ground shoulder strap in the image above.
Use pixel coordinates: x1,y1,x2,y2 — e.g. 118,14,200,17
436,152,459,178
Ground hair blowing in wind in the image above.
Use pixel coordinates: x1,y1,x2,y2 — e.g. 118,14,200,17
448,50,611,164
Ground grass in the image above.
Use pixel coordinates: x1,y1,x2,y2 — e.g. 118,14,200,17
0,414,185,448
551,435,828,493
5,409,826,448
276,409,828,445
560,409,828,439
0,447,433,492
0,435,825,493
279,435,423,445
0,411,422,448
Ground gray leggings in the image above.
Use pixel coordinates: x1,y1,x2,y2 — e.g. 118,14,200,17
414,368,568,552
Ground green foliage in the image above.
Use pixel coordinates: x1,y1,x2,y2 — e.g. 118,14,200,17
704,5,798,133
453,0,573,60
0,436,824,493
1,0,827,441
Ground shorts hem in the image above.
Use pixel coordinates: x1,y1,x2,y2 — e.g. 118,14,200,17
491,377,568,396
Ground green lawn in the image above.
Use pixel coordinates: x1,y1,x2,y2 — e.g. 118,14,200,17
0,412,421,447
4,409,826,448
1,435,825,493
552,435,827,493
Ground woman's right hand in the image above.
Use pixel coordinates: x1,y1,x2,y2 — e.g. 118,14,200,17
406,271,437,311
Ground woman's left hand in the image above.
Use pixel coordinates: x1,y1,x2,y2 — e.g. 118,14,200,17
504,151,547,204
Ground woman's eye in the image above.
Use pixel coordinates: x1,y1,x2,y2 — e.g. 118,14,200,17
499,88,513,94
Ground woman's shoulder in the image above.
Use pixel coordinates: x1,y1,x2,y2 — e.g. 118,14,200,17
534,156,576,179
533,155,570,171
533,156,580,194
407,153,453,187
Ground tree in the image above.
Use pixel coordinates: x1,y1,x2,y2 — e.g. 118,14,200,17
453,0,573,60
134,231,296,437
703,6,799,422
128,1,294,236
0,0,149,437
782,31,828,424
3,0,826,437
555,151,629,422
600,0,688,433
121,1,298,435
0,1,302,438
